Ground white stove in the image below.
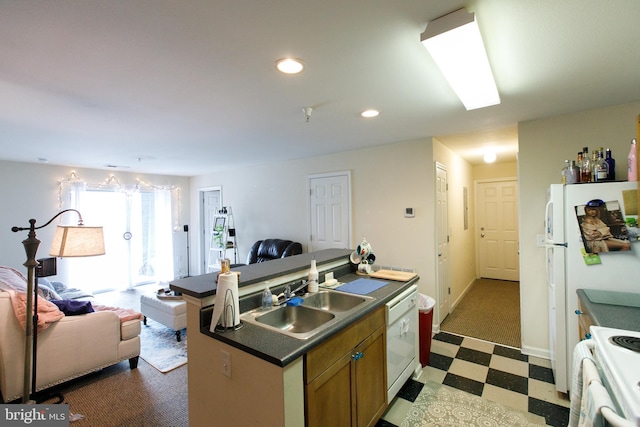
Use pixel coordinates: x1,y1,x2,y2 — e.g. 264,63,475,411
590,326,640,425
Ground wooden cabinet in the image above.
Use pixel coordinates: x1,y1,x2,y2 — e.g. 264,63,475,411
305,307,387,427
577,298,594,340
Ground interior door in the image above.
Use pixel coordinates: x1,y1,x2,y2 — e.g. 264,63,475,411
477,180,519,281
200,188,221,274
308,172,351,252
436,164,450,324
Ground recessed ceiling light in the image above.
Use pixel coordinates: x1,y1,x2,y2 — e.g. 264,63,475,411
361,109,380,118
275,58,305,74
483,152,497,163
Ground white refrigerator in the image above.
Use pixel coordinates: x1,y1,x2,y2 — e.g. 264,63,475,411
544,181,639,393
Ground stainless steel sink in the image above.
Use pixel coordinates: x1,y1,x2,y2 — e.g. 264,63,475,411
256,305,335,333
239,289,374,339
301,290,370,312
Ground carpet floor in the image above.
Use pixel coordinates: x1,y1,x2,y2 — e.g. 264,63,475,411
41,360,188,426
441,279,521,348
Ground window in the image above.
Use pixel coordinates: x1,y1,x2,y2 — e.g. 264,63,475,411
68,187,174,293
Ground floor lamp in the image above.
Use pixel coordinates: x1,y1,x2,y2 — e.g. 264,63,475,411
12,209,104,404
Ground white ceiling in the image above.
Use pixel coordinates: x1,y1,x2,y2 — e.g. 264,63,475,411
1,0,639,176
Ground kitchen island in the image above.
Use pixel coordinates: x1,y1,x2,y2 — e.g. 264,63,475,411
170,249,418,427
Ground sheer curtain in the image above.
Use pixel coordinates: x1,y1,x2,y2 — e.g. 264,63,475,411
66,184,174,293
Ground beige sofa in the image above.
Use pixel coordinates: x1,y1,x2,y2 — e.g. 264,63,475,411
0,291,141,402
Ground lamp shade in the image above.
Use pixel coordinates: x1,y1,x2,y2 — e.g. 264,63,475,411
49,225,105,257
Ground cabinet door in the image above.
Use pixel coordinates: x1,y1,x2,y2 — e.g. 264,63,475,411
305,351,355,427
354,325,387,427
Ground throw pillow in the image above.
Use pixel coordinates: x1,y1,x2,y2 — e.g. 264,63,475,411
0,267,28,293
50,300,95,316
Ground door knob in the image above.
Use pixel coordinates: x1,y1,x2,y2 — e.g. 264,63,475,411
481,233,485,237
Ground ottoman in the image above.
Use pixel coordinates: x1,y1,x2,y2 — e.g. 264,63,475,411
140,294,187,341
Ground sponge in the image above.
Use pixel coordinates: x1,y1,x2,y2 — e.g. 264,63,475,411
286,296,304,306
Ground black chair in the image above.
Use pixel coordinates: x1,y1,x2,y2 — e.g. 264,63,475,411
246,239,303,264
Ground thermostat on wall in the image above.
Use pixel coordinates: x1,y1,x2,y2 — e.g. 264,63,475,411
404,207,415,218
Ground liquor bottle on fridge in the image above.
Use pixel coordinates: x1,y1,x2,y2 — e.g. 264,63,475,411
581,146,592,182
576,152,584,182
560,160,569,184
593,150,609,182
566,160,579,184
629,138,637,182
605,149,615,181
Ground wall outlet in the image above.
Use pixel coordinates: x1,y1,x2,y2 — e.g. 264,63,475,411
221,350,231,378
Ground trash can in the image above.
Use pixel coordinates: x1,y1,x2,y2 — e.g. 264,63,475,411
418,294,435,367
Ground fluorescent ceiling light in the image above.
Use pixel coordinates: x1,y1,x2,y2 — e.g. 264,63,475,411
421,8,500,110
275,58,305,74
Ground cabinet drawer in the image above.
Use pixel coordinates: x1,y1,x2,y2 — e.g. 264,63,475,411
305,306,385,383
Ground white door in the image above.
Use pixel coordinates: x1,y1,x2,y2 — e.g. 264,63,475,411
308,172,351,252
200,188,221,274
436,164,450,324
476,180,519,281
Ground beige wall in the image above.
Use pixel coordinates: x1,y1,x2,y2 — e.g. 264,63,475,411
518,101,640,356
190,138,440,304
432,139,477,314
0,161,190,284
473,161,517,181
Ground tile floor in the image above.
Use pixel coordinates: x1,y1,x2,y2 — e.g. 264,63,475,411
377,332,571,427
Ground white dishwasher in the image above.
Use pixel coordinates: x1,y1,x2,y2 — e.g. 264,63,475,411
385,284,418,402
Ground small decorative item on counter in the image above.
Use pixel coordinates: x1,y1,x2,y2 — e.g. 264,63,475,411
628,138,637,182
307,259,319,293
351,238,376,275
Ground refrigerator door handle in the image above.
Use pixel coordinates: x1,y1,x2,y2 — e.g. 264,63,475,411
545,242,568,248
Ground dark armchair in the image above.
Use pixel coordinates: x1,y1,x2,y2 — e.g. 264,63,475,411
246,239,303,264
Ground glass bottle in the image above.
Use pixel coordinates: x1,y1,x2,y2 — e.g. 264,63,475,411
605,149,615,181
629,138,637,182
581,147,592,182
561,160,569,184
566,160,580,184
576,152,583,182
262,286,273,310
593,150,609,182
590,148,599,180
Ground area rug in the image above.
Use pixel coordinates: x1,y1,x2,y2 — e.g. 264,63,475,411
401,380,545,427
139,321,187,373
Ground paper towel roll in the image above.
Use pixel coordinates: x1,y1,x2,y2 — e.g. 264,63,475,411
209,272,240,332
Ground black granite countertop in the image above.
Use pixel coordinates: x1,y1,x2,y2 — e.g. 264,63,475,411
577,289,640,332
171,248,352,299
199,272,419,367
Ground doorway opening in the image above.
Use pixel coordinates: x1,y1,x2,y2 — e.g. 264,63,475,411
199,186,222,275
441,177,521,347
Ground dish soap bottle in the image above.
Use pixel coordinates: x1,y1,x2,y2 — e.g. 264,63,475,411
262,286,273,310
308,259,318,293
